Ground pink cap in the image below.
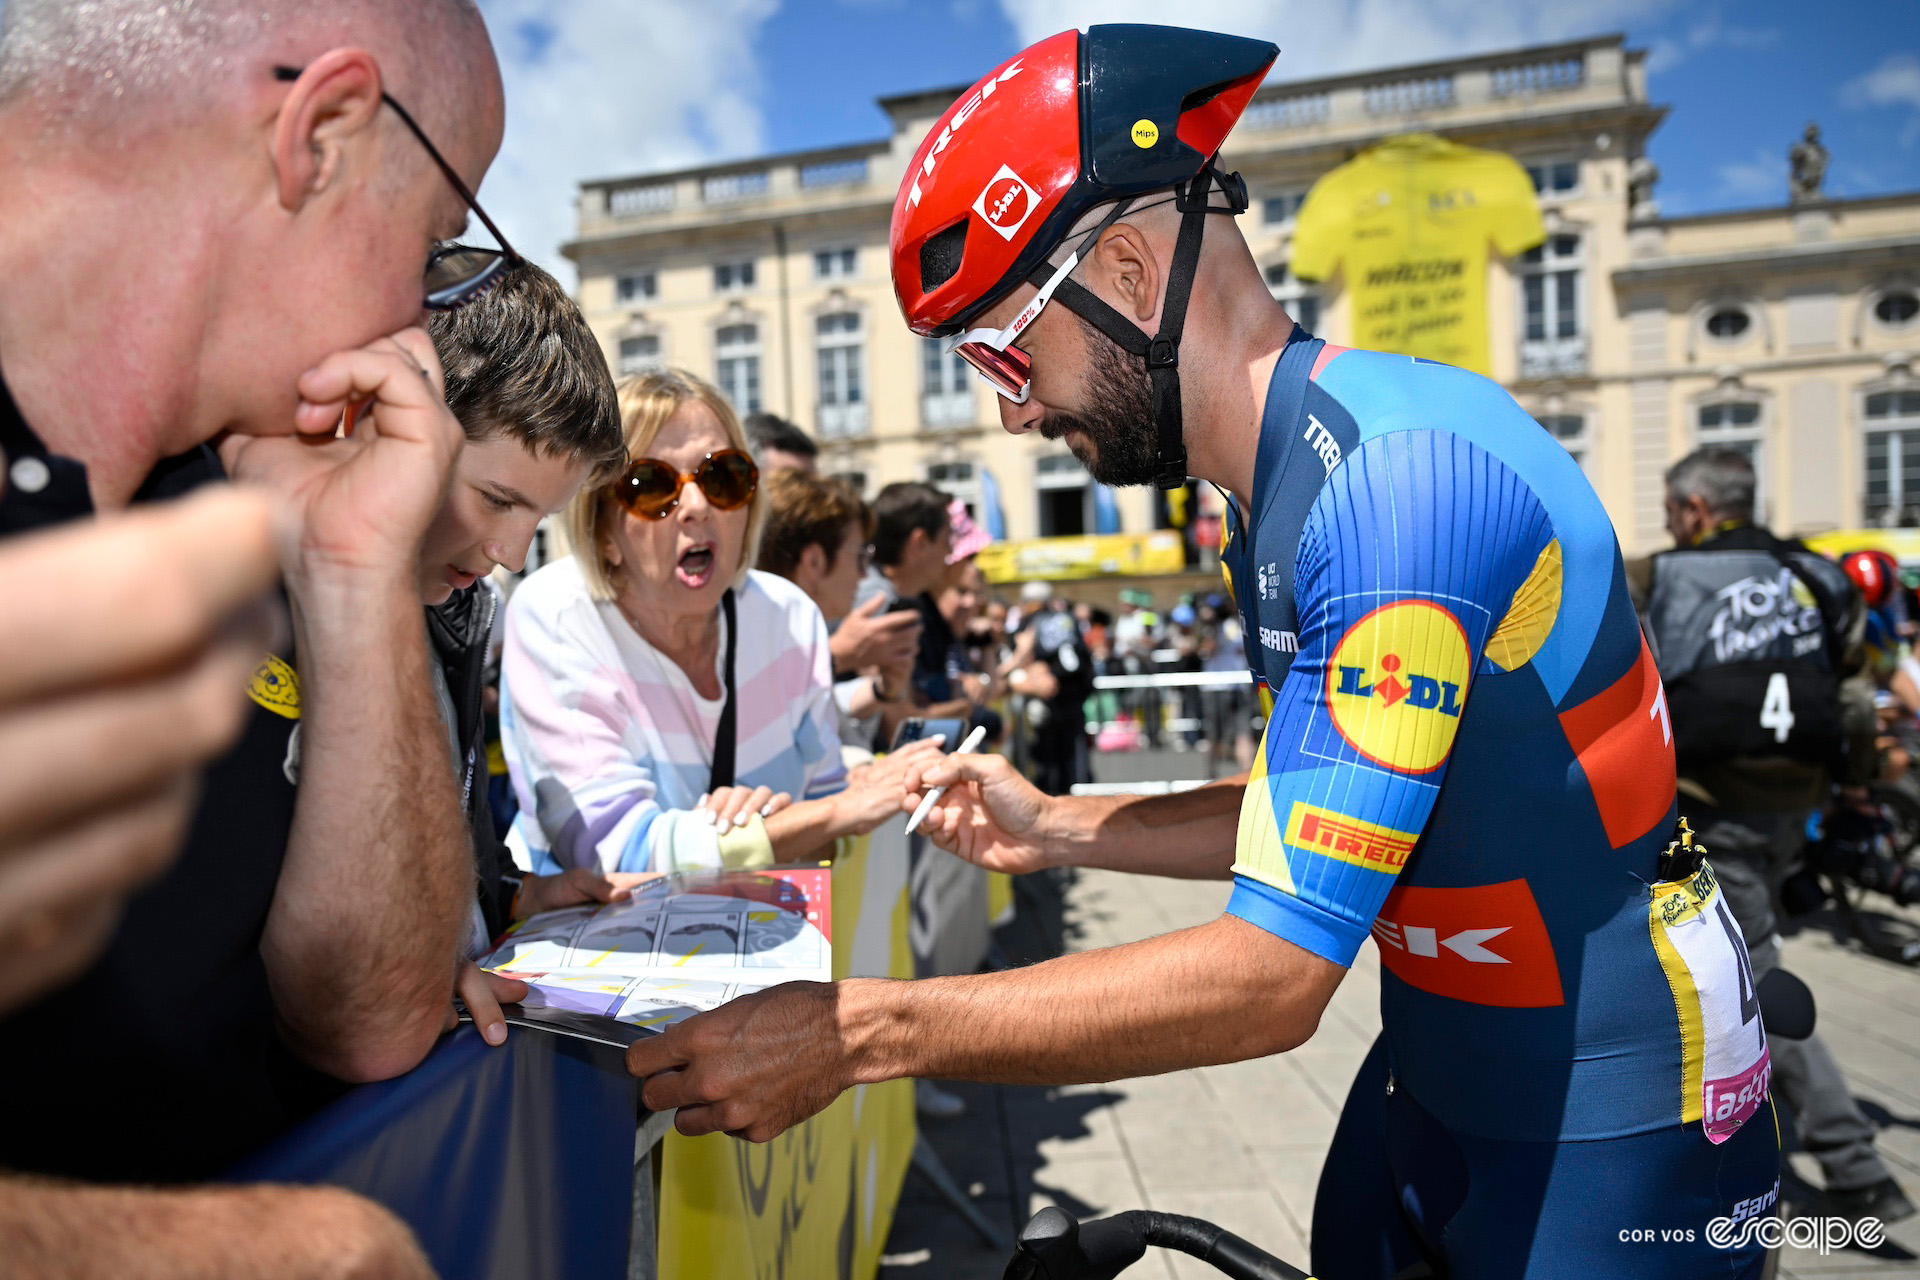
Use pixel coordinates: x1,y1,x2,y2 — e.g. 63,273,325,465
947,499,991,564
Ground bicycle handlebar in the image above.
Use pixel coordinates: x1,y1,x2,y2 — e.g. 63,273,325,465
1003,1206,1313,1280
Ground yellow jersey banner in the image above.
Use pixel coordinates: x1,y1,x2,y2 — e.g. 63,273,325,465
1291,133,1544,376
978,530,1185,584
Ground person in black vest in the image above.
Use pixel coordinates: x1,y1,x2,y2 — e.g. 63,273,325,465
1635,446,1912,1227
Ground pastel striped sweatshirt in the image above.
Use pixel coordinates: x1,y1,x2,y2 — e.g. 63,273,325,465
500,559,847,875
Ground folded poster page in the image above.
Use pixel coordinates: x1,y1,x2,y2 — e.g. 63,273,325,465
475,865,832,1050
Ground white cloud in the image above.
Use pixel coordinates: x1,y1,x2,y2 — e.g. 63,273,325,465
1646,12,1778,74
1714,146,1781,204
473,0,781,282
994,0,1681,83
1841,52,1920,149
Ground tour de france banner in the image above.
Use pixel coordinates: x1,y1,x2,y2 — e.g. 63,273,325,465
1290,133,1545,376
656,829,916,1280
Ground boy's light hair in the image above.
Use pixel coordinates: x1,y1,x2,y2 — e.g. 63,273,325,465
565,369,766,601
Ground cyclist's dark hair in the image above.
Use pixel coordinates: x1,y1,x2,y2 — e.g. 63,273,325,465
870,482,951,567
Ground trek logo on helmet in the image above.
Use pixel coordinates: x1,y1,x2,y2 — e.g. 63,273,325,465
905,60,1026,209
973,165,1039,240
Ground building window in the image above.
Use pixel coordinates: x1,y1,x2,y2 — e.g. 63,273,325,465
1519,233,1585,378
616,270,657,304
922,337,975,428
1704,305,1753,343
1036,453,1092,537
713,259,756,293
813,246,858,281
1697,398,1766,517
1864,390,1920,526
815,311,867,437
1262,191,1307,225
926,461,979,517
714,323,761,415
1537,414,1588,470
1874,288,1920,330
617,333,663,376
1264,263,1321,335
1525,159,1580,195
828,469,868,498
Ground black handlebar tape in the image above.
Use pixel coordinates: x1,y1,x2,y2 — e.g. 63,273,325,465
1139,1212,1313,1280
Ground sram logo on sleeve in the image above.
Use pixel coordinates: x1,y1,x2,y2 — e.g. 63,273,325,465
972,164,1039,241
1325,600,1470,774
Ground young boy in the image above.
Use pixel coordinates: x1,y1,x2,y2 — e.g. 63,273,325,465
418,263,635,1035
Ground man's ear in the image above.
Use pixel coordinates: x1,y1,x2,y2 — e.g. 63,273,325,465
798,541,828,582
271,50,387,214
1092,223,1163,325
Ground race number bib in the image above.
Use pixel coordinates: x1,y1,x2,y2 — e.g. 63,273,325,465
1649,859,1771,1144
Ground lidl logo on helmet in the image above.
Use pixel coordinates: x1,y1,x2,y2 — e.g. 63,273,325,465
973,165,1039,241
1325,600,1470,774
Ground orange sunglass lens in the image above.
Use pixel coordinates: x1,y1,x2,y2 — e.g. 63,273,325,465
699,453,758,510
617,462,680,517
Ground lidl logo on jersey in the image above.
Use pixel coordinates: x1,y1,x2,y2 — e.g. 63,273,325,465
1284,802,1417,873
1325,600,1471,774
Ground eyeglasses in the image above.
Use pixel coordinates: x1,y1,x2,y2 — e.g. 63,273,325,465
273,66,523,311
945,198,1138,404
611,450,759,520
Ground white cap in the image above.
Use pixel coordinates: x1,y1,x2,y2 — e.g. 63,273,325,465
1020,580,1053,604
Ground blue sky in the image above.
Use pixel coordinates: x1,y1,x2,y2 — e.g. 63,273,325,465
475,0,1920,274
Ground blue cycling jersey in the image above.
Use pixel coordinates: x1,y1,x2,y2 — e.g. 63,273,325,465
1221,329,1771,1147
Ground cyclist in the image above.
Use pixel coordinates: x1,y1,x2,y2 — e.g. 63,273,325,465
626,26,1779,1277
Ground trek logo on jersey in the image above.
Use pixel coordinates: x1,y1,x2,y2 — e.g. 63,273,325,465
1284,802,1417,872
906,60,1025,208
1302,414,1343,476
1370,878,1564,1007
1558,635,1677,849
1326,601,1470,774
973,165,1039,240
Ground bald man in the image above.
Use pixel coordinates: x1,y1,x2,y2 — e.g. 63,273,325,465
0,0,505,1271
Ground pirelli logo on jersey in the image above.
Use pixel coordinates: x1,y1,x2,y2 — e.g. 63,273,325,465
1284,802,1418,873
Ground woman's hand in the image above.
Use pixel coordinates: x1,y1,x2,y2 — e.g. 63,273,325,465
513,867,653,920
697,785,793,835
832,737,948,836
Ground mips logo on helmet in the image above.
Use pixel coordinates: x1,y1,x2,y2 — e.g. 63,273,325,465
973,165,1039,241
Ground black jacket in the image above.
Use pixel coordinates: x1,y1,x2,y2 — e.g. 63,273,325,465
427,583,520,941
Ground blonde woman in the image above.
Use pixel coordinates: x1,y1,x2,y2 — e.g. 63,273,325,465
500,370,937,874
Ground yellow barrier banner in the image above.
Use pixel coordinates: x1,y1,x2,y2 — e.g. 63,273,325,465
979,530,1185,584
1291,133,1544,376
657,832,915,1280
1805,529,1920,564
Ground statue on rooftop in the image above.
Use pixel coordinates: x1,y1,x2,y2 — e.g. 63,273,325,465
1790,122,1828,204
1628,154,1661,223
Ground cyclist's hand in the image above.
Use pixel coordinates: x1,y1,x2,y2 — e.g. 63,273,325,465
904,752,1055,875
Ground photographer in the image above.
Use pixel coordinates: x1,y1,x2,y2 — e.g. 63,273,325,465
1636,447,1910,1225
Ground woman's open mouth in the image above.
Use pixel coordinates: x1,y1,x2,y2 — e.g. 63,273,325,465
675,544,716,589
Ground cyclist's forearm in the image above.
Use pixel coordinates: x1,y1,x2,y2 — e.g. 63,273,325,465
1047,774,1246,879
842,912,1341,1086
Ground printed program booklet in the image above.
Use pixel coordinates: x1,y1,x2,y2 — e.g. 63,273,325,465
470,865,832,1050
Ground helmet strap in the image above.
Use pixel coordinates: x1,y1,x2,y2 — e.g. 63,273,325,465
1032,160,1245,490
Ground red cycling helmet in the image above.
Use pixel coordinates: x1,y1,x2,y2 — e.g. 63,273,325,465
1839,548,1901,608
889,25,1278,489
